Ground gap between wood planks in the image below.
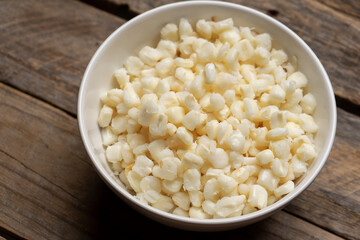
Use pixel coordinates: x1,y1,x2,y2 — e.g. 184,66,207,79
0,225,25,240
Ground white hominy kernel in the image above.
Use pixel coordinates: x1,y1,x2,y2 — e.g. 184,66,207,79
226,130,245,151
216,121,232,145
269,85,286,104
156,79,171,96
274,66,287,84
162,178,183,194
288,72,308,88
255,33,272,51
217,42,230,61
174,57,194,68
157,40,177,59
204,178,220,201
238,183,250,195
215,195,245,218
217,175,238,195
149,113,168,137
234,39,254,61
267,128,289,140
248,184,268,209
148,139,166,163
152,195,175,212
141,77,160,94
143,190,161,204
257,169,279,191
240,27,255,43
159,91,179,107
125,56,144,76
115,103,127,115
197,42,217,63
292,156,308,178
152,157,178,181
270,111,287,129
230,101,244,120
256,149,274,165
98,105,113,127
183,169,201,191
229,151,244,169
127,171,142,193
111,115,128,134
270,139,291,160
188,190,204,207
220,29,241,45
176,126,193,145
114,68,129,88
173,207,190,217
231,167,250,184
296,143,316,162
271,49,288,65
123,84,140,108
182,152,204,169
300,93,317,114
179,18,194,36
141,68,157,78
196,19,212,39
160,23,179,41
133,144,148,156
189,207,211,219
205,120,219,140
105,89,123,107
208,148,229,169
202,200,216,215
182,110,201,131
105,143,122,163
166,123,177,136
140,176,162,195
101,127,117,146
184,93,200,111
286,122,304,138
274,180,295,198
166,106,185,125
175,67,195,82
156,58,174,77
204,63,217,85
271,158,289,177
210,93,225,111
244,98,259,120
299,113,318,133
172,192,191,211
254,47,270,66
213,18,234,33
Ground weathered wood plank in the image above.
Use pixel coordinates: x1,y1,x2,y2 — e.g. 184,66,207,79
0,83,344,239
101,0,360,106
0,0,125,115
318,0,360,19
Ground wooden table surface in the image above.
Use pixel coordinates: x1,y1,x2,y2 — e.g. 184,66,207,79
0,0,359,239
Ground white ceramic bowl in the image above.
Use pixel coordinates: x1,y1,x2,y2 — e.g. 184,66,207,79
78,1,336,231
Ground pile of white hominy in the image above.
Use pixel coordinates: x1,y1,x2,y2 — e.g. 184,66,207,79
98,18,318,219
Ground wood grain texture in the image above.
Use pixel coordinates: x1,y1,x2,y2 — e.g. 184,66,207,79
0,0,125,115
103,0,360,106
0,83,345,240
318,0,360,19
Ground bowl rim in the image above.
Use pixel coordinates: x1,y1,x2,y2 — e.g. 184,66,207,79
78,0,337,225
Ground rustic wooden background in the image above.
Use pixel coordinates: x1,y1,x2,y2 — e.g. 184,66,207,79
0,0,359,239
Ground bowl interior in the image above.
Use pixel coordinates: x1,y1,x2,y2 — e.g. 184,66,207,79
78,1,336,230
